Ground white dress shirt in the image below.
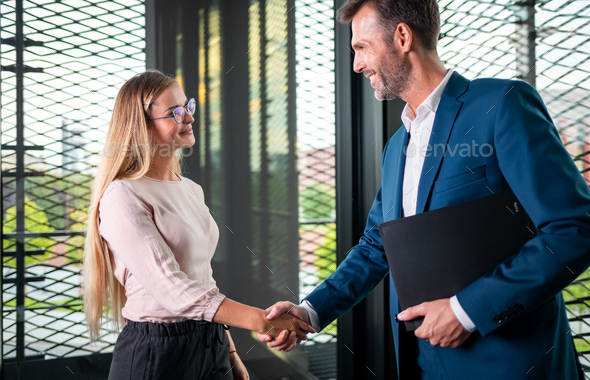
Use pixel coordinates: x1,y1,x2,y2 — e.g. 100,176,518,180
400,68,476,332
302,68,476,333
401,69,452,217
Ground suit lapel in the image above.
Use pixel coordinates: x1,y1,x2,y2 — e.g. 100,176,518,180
415,72,470,214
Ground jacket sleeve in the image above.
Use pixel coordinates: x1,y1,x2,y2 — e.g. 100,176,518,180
99,181,226,321
456,80,590,336
303,140,394,330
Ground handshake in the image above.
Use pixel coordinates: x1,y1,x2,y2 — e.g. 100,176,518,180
256,301,315,352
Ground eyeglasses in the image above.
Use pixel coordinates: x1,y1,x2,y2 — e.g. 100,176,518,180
150,98,196,124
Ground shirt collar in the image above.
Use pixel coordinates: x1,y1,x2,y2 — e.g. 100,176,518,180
401,68,454,132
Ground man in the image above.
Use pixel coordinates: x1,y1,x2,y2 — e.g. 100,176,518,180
258,0,590,378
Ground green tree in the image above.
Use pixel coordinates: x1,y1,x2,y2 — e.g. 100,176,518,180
300,182,337,335
65,206,88,264
312,223,338,335
25,172,94,231
3,196,53,264
300,183,335,220
563,274,590,353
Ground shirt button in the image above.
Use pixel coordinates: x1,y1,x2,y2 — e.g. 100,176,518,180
415,129,422,136
414,164,419,170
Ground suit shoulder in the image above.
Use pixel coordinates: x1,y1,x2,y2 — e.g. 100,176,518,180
383,128,405,153
469,77,534,95
389,127,406,144
381,127,406,165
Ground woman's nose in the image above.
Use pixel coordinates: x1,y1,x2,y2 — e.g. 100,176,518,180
185,112,195,124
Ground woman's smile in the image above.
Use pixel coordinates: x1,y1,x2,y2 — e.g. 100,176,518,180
179,127,193,136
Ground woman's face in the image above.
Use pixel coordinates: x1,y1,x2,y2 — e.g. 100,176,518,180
149,82,195,153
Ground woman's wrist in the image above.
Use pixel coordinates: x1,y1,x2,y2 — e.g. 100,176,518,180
229,350,240,364
256,308,271,335
214,298,271,334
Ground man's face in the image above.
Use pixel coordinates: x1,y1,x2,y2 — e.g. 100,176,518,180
351,5,412,100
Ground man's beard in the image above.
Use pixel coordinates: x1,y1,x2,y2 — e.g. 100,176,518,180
373,48,412,101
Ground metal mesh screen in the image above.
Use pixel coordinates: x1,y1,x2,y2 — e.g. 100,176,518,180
296,0,337,377
537,1,590,369
1,0,145,362
439,0,590,372
295,0,338,371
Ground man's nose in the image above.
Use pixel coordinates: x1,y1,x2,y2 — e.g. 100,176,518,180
353,53,365,74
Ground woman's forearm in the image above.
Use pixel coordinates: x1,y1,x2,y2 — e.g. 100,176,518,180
213,298,268,334
226,330,236,351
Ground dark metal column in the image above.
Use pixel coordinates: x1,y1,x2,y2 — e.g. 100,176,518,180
513,0,536,87
218,0,252,300
145,0,178,75
14,0,26,364
181,0,201,181
145,0,157,70
334,6,360,378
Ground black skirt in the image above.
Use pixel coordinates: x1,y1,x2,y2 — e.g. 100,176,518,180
108,319,232,380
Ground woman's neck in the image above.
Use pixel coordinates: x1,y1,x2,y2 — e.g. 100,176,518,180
145,155,179,181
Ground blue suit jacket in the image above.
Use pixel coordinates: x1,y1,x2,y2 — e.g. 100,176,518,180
305,71,590,379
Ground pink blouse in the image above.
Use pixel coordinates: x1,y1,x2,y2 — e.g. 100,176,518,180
98,174,225,323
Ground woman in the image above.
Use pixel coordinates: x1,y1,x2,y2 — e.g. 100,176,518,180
84,70,313,380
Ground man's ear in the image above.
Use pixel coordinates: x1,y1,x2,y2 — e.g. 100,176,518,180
394,22,413,53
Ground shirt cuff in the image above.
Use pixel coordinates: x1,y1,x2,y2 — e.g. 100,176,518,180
202,292,227,322
450,295,477,332
300,300,322,331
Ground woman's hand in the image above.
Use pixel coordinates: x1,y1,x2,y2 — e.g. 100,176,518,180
212,298,314,343
261,311,315,341
229,352,249,380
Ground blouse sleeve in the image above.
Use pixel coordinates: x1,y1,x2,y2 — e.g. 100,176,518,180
98,180,225,321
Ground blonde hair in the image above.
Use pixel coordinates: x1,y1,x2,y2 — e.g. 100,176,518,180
84,70,180,340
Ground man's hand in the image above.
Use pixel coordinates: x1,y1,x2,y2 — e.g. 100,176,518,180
397,298,471,348
256,301,313,352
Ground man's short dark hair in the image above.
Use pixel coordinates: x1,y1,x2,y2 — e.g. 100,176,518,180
337,0,440,51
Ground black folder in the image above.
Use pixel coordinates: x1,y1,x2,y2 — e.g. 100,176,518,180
378,190,535,331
